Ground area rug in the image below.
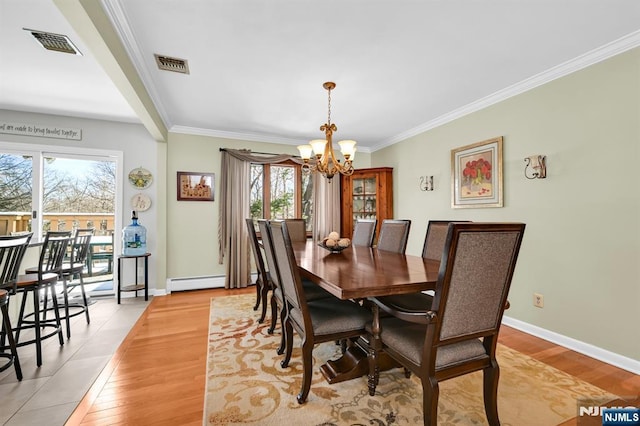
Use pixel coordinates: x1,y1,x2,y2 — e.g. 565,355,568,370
204,294,616,425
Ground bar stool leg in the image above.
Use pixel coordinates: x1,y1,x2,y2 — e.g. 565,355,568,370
1,302,22,381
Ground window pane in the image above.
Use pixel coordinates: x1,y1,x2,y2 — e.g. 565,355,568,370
42,157,116,235
0,153,33,235
250,164,264,220
301,172,313,232
270,165,295,219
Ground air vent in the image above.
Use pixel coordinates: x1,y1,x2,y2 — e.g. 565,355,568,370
23,28,82,55
154,54,190,74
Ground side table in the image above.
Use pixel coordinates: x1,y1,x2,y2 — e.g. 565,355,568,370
117,253,151,304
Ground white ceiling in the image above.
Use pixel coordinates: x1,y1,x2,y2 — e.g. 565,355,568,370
1,0,640,151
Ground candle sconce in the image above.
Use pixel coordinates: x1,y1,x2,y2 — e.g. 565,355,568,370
524,155,546,179
419,175,434,191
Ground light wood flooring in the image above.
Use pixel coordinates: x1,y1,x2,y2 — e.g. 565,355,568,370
65,287,640,426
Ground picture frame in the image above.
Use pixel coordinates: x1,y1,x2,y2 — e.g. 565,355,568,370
451,136,503,208
177,172,215,201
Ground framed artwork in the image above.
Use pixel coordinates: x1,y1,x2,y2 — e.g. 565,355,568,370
177,172,215,201
451,136,503,208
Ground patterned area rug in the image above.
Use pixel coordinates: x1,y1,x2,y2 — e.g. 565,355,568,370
204,295,615,425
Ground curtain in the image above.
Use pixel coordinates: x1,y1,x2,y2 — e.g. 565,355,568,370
312,173,341,241
218,152,250,288
218,149,307,289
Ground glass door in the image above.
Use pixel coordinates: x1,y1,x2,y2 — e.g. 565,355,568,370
351,176,377,229
42,155,116,295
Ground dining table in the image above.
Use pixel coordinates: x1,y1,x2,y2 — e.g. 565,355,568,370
292,240,440,384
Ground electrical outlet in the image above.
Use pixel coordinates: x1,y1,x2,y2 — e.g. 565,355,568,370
533,293,544,308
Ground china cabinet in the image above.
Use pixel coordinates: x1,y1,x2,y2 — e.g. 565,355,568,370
341,167,393,241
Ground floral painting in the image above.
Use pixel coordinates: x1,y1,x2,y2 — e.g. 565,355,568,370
451,137,503,208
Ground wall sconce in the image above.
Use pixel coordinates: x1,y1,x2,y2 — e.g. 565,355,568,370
524,155,546,179
419,175,434,191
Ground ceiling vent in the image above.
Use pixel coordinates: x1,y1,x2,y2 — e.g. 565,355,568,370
154,54,190,74
24,28,82,55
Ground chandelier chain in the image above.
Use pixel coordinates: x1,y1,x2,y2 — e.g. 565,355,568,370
327,87,332,125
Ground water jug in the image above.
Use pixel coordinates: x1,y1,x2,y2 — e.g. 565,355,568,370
122,210,147,255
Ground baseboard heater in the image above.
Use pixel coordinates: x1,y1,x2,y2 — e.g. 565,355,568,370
166,275,226,293
166,273,257,293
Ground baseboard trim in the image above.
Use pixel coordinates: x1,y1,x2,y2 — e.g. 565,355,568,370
502,315,640,375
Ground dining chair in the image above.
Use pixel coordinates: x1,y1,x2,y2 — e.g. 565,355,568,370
372,221,470,313
258,219,331,355
246,219,271,323
267,220,372,404
282,218,307,242
15,231,71,366
368,222,526,425
0,233,32,381
351,218,377,247
376,219,411,253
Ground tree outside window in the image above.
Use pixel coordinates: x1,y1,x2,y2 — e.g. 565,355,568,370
249,161,313,233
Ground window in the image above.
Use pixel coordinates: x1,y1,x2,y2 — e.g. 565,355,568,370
249,161,313,233
0,145,118,240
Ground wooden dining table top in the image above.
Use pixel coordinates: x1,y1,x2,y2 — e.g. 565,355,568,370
292,240,440,300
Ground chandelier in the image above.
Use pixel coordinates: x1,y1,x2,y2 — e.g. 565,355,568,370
297,82,356,180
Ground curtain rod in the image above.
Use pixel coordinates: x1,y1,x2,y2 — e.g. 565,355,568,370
219,147,301,158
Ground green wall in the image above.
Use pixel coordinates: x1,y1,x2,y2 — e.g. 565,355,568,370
165,133,371,279
371,48,640,361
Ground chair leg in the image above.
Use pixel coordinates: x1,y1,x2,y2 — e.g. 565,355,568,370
33,288,43,367
61,277,71,339
367,346,380,396
280,314,293,368
1,303,22,381
422,376,440,426
483,361,501,426
253,276,261,311
79,274,91,324
296,336,313,404
267,294,278,335
257,279,269,324
15,290,28,344
276,302,287,355
49,285,64,346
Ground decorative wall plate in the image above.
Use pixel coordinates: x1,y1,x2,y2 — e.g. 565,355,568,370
128,167,153,189
131,193,151,212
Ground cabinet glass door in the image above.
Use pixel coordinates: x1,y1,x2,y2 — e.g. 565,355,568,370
352,177,377,228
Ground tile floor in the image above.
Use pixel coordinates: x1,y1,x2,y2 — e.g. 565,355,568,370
0,293,150,425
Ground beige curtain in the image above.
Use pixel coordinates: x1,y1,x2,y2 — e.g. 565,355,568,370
312,173,341,241
218,149,306,289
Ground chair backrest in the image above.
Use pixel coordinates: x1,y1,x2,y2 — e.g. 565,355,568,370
376,219,411,253
431,223,525,348
246,219,268,282
258,220,283,294
267,221,309,329
38,231,72,277
352,219,377,247
0,233,33,291
282,219,306,242
71,228,94,265
421,220,470,261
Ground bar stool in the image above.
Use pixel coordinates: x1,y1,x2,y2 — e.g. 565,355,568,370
0,233,33,381
27,228,94,338
15,231,70,367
